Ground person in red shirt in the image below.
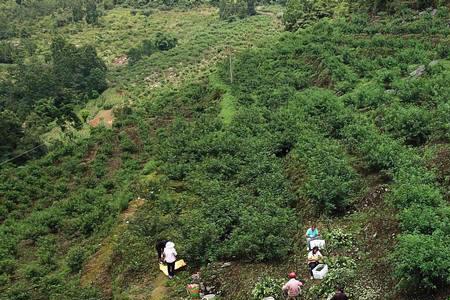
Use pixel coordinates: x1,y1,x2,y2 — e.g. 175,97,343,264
282,272,303,299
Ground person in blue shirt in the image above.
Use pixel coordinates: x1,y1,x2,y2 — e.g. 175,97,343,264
305,224,320,250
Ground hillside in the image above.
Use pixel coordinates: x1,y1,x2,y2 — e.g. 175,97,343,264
1,1,450,300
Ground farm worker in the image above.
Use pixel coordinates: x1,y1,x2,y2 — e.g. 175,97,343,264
305,224,320,250
307,246,323,279
163,241,177,279
330,287,349,300
156,239,168,262
282,272,303,300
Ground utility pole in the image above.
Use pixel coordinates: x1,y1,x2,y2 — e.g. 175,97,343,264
229,53,233,84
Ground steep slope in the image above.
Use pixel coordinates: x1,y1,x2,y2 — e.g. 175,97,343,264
0,6,284,300
1,4,450,300
114,8,450,300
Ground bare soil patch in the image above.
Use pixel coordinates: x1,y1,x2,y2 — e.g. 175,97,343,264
113,55,128,66
88,109,114,128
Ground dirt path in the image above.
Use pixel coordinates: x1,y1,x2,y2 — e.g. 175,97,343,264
80,198,145,296
149,273,168,300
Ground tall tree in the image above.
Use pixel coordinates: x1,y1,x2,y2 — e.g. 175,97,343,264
50,37,107,96
0,110,23,160
247,0,256,16
71,2,85,22
86,0,99,24
219,0,248,19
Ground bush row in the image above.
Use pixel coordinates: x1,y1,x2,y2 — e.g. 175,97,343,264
226,14,450,293
0,126,144,298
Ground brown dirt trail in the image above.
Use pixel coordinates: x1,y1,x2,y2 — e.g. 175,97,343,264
80,198,145,297
149,274,168,300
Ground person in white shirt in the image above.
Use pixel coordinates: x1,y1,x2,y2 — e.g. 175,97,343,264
307,246,323,279
163,241,177,278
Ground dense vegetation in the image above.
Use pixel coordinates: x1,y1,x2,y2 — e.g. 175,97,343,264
0,36,106,162
1,0,450,299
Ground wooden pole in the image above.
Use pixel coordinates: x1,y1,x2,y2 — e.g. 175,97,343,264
229,54,233,84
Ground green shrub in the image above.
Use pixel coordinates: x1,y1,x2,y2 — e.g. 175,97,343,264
356,0,442,14
127,46,143,64
0,259,17,275
343,82,389,109
400,204,450,235
142,39,157,55
20,222,50,242
307,265,356,299
379,103,432,145
342,123,410,171
154,32,177,51
80,204,114,235
39,273,65,296
393,164,436,186
4,281,31,300
115,190,133,212
37,236,58,267
55,15,70,27
394,78,435,105
323,228,355,252
142,160,159,175
66,246,87,273
71,4,85,22
0,42,16,64
119,131,137,153
219,201,296,261
360,137,405,172
22,262,49,282
0,273,10,286
326,255,357,269
292,131,359,214
113,228,153,274
127,33,176,64
251,276,285,300
141,8,153,16
387,183,443,208
180,220,216,262
392,234,450,290
432,102,450,141
436,43,449,59
296,89,350,136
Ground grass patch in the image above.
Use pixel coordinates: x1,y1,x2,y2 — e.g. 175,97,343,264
210,72,236,124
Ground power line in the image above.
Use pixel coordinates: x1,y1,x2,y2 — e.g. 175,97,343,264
0,143,46,167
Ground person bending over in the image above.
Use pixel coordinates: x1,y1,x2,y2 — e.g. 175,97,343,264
307,246,323,279
282,272,303,300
